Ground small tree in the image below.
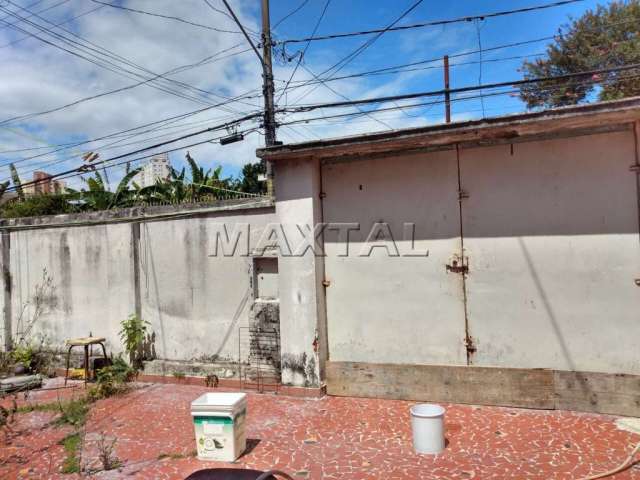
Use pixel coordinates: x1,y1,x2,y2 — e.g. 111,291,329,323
118,314,149,370
520,1,640,108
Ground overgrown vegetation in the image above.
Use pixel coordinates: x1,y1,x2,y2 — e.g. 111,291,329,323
520,0,640,108
1,268,58,377
0,156,267,218
96,433,121,471
60,432,81,474
87,355,136,401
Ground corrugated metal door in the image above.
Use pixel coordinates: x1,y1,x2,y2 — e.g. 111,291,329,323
321,151,467,366
460,131,640,374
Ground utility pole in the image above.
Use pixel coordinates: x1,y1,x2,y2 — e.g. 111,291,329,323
221,0,277,196
261,0,277,196
443,55,451,124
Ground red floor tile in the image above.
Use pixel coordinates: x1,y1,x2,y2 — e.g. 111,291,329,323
1,378,639,479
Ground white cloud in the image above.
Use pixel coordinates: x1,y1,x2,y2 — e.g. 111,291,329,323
0,0,484,189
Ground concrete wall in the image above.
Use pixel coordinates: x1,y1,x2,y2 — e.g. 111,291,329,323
274,157,327,387
0,202,277,371
313,129,640,375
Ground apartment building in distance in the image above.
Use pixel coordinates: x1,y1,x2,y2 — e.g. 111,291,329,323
133,153,172,187
23,170,66,195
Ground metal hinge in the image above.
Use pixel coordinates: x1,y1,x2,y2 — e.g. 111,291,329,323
464,336,477,355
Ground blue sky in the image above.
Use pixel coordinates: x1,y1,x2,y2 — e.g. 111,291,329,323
0,0,605,187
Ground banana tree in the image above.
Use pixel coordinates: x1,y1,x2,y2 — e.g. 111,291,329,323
185,152,232,200
67,167,141,210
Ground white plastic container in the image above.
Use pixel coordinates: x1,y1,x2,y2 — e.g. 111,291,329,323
191,392,247,461
410,403,445,454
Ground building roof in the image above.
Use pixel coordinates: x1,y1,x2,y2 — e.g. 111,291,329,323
257,97,640,162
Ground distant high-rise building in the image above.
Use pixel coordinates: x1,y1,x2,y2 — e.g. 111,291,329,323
133,153,171,188
23,171,66,195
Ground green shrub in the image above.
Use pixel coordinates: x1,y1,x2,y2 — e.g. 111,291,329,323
119,314,149,369
0,194,79,219
55,397,89,427
88,355,135,400
11,344,34,368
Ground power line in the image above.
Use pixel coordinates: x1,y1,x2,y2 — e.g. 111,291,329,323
4,113,263,192
0,96,262,170
280,63,640,114
284,35,554,93
0,0,70,31
276,0,331,105
0,44,255,128
0,6,229,109
5,0,258,109
1,111,247,181
0,2,104,49
282,14,640,96
89,0,253,36
0,3,261,117
273,0,310,30
280,70,640,127
279,0,585,45
289,0,425,110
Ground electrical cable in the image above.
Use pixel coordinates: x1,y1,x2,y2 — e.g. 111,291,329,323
279,0,585,45
89,0,253,36
0,0,70,31
576,442,640,480
273,0,310,30
2,113,262,192
0,97,263,170
290,0,425,104
0,43,255,128
3,1,260,111
275,0,331,105
0,9,227,110
281,63,640,114
0,2,104,49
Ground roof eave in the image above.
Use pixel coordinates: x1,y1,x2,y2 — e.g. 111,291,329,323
257,97,640,161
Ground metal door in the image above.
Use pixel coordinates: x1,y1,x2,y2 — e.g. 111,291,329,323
321,150,467,366
459,131,640,374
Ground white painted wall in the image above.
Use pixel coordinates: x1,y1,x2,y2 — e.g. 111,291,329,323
274,157,326,386
0,207,276,365
139,210,275,362
7,224,134,353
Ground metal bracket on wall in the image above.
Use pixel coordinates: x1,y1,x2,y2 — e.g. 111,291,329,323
446,256,469,275
630,164,640,172
458,189,470,200
634,278,640,286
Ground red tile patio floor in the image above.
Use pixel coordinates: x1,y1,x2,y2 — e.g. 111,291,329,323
1,378,639,479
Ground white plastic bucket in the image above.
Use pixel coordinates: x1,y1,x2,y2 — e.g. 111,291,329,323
191,392,247,462
410,403,445,454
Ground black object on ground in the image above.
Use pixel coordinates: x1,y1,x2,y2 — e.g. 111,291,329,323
185,469,294,480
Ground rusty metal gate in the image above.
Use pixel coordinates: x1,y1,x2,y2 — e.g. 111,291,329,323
321,129,640,375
